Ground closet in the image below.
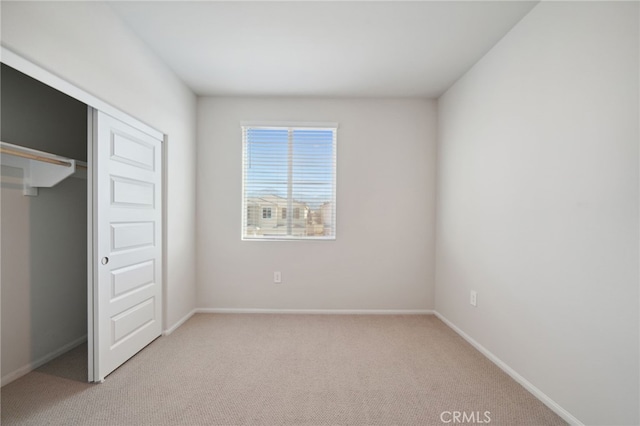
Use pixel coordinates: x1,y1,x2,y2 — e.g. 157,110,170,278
1,63,89,384
1,58,164,385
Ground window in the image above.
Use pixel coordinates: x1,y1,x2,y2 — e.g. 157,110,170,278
242,123,337,240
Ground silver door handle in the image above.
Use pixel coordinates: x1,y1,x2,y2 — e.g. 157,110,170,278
101,257,109,265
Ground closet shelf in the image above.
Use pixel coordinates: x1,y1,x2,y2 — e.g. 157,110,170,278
0,141,87,196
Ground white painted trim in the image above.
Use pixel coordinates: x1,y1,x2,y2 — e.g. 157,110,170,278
433,311,584,426
161,134,169,333
87,106,96,383
163,308,432,335
1,46,163,140
240,121,339,129
197,308,434,315
1,335,88,387
163,309,197,336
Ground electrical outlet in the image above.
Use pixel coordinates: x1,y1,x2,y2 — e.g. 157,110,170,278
274,271,281,283
470,290,477,307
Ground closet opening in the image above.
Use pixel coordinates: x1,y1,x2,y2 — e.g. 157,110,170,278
1,63,90,385
2,54,165,385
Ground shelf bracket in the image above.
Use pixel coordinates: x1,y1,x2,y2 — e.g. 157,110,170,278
23,158,77,196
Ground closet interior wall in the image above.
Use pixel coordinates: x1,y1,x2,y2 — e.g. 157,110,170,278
1,64,88,384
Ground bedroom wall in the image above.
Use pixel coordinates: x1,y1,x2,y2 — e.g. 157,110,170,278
197,97,437,311
1,1,198,330
435,2,639,424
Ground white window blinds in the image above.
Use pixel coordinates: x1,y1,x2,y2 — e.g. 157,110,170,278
242,124,337,240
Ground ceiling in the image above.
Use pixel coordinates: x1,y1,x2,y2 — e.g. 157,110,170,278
110,1,538,98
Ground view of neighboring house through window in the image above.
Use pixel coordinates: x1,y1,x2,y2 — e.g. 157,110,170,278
242,123,337,240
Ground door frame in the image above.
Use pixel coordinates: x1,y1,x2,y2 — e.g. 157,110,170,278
1,46,167,382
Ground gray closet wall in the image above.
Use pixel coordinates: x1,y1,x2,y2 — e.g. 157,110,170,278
1,64,88,383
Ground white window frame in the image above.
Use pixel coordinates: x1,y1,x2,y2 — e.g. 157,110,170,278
241,121,337,241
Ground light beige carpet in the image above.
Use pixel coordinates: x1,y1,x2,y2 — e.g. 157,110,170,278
1,314,565,425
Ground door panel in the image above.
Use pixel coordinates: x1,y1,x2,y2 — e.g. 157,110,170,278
93,110,162,381
111,260,155,298
111,177,155,207
111,222,155,251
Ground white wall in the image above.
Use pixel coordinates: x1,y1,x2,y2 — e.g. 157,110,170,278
197,97,436,311
1,1,198,330
436,2,639,425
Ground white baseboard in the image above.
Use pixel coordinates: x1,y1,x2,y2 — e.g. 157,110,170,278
196,308,434,315
161,308,433,336
163,308,197,336
1,334,87,387
433,311,583,426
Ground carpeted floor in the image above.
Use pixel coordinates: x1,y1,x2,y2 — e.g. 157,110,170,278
1,314,565,425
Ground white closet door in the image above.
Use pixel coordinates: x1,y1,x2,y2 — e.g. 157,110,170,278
93,110,162,381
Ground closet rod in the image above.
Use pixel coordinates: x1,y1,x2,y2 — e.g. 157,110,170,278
0,146,72,167
0,144,87,169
